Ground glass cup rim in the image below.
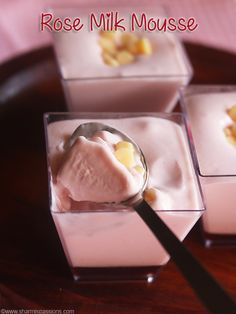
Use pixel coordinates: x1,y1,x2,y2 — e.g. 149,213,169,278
59,72,192,81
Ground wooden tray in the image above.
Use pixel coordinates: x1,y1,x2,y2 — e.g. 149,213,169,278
0,44,236,313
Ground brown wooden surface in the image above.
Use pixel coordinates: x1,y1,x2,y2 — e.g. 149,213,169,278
0,44,236,313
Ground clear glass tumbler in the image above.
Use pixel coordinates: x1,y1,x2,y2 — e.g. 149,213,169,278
181,85,236,247
51,2,193,113
44,112,204,282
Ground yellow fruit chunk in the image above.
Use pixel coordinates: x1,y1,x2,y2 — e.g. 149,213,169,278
115,148,135,168
98,37,116,55
227,136,236,146
121,33,139,55
224,127,231,137
126,42,139,55
98,31,153,67
224,125,236,147
115,141,134,151
144,188,157,203
227,105,236,122
116,50,135,65
102,52,119,67
231,123,236,138
136,38,153,55
121,33,138,47
100,31,117,40
134,165,145,175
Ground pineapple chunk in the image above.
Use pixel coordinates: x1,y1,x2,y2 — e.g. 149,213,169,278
98,31,153,66
231,123,236,138
115,141,134,151
134,165,145,175
144,188,157,203
126,43,139,56
227,105,236,122
102,52,119,67
116,50,135,65
224,125,236,146
121,33,138,47
227,136,236,146
115,147,135,168
98,37,116,55
224,127,231,137
136,38,153,55
100,31,117,40
121,33,139,55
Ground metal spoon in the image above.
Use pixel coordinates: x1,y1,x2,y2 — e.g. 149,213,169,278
66,122,236,314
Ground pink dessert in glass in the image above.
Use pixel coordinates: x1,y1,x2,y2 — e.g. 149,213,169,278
181,85,236,247
51,4,192,113
44,113,204,282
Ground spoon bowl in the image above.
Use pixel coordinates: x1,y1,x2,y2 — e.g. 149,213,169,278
65,122,149,206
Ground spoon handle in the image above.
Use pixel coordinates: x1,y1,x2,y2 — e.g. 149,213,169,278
134,200,236,314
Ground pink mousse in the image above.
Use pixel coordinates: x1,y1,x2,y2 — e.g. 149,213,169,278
54,132,143,210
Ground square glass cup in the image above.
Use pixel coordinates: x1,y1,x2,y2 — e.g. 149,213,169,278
44,112,204,282
51,3,193,113
180,85,236,247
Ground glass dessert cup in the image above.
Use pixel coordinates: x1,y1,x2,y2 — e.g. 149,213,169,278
181,85,236,247
44,112,204,282
51,2,193,113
